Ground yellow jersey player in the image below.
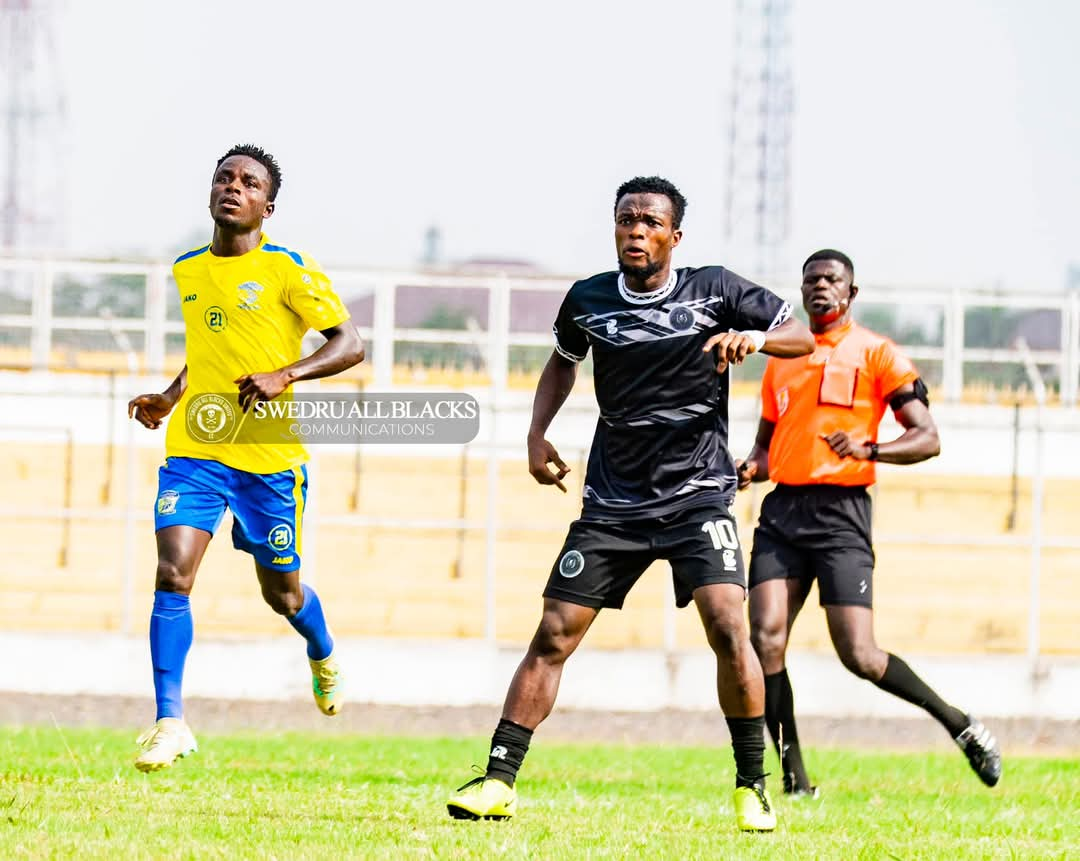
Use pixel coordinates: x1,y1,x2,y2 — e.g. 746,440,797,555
127,144,364,772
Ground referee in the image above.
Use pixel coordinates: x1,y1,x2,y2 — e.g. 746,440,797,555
739,249,1002,796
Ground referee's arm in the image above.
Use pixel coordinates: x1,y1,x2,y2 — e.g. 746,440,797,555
737,419,776,489
821,381,941,464
874,383,941,464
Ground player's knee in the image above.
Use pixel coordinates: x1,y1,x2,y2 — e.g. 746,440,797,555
530,617,581,664
154,559,192,593
838,642,882,679
704,613,747,659
750,620,786,664
262,585,303,617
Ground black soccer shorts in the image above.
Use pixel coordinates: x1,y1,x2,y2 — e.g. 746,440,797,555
543,503,747,610
747,484,876,608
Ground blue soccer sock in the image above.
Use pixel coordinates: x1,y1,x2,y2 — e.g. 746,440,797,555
149,590,193,721
287,583,334,661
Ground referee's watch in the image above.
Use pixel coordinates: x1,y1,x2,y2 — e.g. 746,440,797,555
866,442,879,461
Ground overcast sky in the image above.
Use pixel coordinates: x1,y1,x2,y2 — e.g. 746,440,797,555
55,0,1079,292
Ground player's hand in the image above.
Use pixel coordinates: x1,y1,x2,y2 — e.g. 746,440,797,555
235,371,290,412
703,330,759,374
735,459,758,490
821,431,872,460
127,392,176,429
528,435,571,493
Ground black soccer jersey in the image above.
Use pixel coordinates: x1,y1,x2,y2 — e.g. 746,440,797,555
553,266,791,520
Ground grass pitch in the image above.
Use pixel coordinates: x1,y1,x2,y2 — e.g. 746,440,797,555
0,726,1075,859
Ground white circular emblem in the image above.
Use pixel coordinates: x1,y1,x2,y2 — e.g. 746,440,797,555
185,394,236,443
558,549,585,578
267,523,294,550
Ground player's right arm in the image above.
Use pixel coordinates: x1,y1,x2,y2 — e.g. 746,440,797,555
527,352,578,493
736,357,778,490
128,365,187,430
736,418,776,490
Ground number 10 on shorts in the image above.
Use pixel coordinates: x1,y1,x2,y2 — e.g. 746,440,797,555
701,519,740,573
701,519,739,550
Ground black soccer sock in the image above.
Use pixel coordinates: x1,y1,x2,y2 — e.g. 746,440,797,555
763,670,812,792
726,716,767,789
874,653,969,737
484,718,534,787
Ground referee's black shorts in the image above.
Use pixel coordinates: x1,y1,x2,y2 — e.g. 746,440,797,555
748,484,875,608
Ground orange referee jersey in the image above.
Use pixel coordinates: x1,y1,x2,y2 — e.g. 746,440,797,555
760,320,919,486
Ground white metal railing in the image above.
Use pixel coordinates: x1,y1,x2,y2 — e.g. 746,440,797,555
2,256,1079,402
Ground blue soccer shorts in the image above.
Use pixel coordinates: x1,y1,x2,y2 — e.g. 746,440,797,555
153,456,307,573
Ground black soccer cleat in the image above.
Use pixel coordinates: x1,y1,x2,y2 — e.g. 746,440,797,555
955,716,1002,787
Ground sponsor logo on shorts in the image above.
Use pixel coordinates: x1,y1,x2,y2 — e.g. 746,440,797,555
185,393,236,443
558,549,585,578
156,489,180,515
859,579,867,594
271,555,295,565
606,320,618,335
268,523,295,551
722,549,737,572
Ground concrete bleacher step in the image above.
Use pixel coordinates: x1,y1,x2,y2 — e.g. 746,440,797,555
5,443,1080,655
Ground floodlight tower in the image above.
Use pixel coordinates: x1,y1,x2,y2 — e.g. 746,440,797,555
723,0,793,287
0,0,67,251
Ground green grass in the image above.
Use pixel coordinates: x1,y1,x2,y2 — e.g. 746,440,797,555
0,727,1076,860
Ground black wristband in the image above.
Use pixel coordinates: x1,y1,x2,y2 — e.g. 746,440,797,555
867,442,879,461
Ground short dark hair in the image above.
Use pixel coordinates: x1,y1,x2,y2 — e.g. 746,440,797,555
803,248,854,280
614,176,687,229
216,143,283,201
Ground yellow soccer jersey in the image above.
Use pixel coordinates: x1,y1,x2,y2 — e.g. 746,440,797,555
164,235,351,474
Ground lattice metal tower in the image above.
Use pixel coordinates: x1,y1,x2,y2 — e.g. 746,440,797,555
724,0,793,286
1,0,67,251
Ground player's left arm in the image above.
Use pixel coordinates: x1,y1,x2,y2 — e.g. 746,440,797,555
704,274,814,372
822,379,941,464
703,317,814,373
235,323,364,411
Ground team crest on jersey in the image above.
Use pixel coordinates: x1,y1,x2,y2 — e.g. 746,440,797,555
156,490,180,515
237,281,264,310
776,387,790,417
578,296,722,346
667,304,696,331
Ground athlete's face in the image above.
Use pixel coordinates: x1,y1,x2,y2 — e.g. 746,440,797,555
614,193,682,280
801,258,857,326
209,155,274,230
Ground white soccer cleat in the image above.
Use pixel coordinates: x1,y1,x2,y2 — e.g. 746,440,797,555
134,717,198,773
